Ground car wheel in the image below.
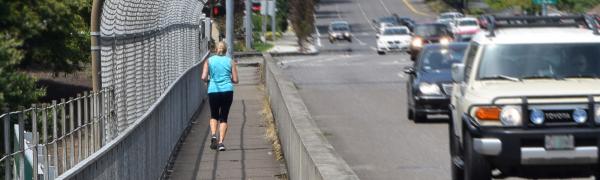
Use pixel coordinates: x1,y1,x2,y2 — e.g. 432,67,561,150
449,118,464,180
463,129,491,180
407,107,414,120
410,53,416,61
348,38,352,43
377,51,385,55
414,112,427,122
329,39,334,44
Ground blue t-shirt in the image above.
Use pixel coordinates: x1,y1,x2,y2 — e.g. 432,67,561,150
207,55,234,93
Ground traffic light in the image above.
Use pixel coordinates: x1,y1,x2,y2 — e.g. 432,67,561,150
202,0,225,17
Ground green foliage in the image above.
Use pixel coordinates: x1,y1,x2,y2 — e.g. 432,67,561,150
0,0,91,74
485,0,533,10
0,35,45,109
557,0,600,13
253,41,274,52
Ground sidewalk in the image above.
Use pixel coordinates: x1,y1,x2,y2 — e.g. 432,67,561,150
268,29,318,54
167,72,286,179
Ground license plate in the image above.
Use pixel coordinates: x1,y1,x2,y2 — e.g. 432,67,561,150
545,135,574,150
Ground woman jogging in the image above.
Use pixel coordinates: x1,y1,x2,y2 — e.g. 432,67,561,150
201,41,239,151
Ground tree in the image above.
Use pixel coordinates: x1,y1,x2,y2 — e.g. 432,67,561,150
289,0,315,51
557,0,600,13
0,34,45,110
484,0,534,12
0,0,91,74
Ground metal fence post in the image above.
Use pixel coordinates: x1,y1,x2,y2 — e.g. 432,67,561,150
19,108,25,180
61,98,67,173
69,98,75,168
42,105,49,180
84,92,89,158
77,94,83,163
3,108,11,180
52,100,58,177
32,104,39,180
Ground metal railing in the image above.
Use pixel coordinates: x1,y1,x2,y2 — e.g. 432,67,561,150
1,88,114,180
56,53,208,180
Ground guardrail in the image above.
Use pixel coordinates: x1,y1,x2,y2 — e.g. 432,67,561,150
55,52,208,180
262,53,359,180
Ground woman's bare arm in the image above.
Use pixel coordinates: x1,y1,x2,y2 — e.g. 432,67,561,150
231,59,239,84
201,60,209,82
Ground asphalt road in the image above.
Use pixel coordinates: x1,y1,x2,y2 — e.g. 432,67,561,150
279,0,452,179
278,0,595,179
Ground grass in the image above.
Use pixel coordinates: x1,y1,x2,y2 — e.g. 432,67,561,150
259,85,285,162
254,41,274,52
426,0,457,14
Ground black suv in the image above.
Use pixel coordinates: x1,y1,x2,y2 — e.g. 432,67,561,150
404,43,467,122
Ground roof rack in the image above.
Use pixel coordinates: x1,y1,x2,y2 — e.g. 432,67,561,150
485,15,600,37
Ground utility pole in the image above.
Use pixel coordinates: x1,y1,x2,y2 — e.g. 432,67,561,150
262,0,267,42
245,0,252,50
226,0,233,57
542,2,548,16
271,0,276,41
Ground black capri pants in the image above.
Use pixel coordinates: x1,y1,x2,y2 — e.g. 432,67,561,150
208,91,234,122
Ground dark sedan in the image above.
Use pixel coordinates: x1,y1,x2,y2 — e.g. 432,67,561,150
404,43,468,122
408,23,454,61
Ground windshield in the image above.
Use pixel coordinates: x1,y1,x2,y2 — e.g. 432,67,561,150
440,14,454,19
383,28,408,35
331,23,349,31
414,24,448,37
419,46,467,71
477,43,600,80
459,20,477,26
379,17,397,24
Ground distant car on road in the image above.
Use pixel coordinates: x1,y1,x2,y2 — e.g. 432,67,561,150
451,17,480,40
404,43,468,121
437,12,464,26
373,16,401,29
376,26,412,55
394,15,416,31
408,23,454,61
328,21,352,43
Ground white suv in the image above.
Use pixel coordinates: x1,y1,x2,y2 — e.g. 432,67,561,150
376,26,411,55
449,15,600,179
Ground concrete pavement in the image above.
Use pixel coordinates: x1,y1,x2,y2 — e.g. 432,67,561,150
166,62,287,180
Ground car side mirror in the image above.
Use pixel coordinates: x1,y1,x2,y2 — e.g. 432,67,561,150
451,63,465,82
403,66,415,75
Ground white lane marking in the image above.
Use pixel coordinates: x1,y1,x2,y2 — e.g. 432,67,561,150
315,23,322,47
355,0,377,31
335,4,343,20
398,72,405,78
377,0,392,15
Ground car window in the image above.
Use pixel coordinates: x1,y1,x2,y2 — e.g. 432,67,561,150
331,23,349,31
463,42,480,82
383,28,409,35
414,24,449,37
459,20,477,26
419,46,467,71
477,43,600,80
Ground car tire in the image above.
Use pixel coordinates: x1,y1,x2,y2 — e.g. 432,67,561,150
410,53,416,61
463,129,491,180
348,38,352,43
377,51,385,55
329,38,334,44
407,107,414,120
448,118,464,180
414,112,427,122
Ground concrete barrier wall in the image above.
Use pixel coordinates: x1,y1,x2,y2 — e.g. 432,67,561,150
263,53,359,180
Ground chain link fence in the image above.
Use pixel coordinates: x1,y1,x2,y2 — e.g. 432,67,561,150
1,0,210,179
100,0,209,136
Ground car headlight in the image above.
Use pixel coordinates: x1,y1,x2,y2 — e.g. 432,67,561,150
331,33,338,37
530,109,544,125
411,38,423,48
573,108,587,124
500,106,522,126
440,37,451,45
344,32,350,37
418,83,441,95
